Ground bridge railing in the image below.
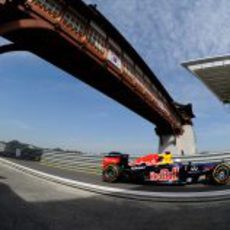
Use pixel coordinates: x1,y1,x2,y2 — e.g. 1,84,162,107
41,151,230,174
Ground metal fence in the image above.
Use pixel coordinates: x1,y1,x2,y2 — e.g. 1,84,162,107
41,151,230,175
41,152,102,174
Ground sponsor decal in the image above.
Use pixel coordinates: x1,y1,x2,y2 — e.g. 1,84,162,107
131,166,146,170
150,167,179,181
190,166,199,171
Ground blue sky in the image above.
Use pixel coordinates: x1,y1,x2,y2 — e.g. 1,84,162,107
0,0,229,154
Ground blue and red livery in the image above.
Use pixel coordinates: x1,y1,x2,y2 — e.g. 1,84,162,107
102,152,230,185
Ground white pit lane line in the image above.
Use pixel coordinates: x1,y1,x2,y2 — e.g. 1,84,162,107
0,157,230,202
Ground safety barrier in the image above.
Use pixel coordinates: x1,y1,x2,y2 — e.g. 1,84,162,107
41,151,230,175
41,152,102,174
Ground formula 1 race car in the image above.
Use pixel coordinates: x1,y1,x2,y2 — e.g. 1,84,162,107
102,152,230,185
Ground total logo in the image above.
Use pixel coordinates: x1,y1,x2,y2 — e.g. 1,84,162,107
150,167,179,181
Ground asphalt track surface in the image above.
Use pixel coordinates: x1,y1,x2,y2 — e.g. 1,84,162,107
6,158,230,193
0,158,230,230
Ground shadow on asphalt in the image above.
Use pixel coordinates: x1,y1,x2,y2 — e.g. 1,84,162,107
1,181,230,230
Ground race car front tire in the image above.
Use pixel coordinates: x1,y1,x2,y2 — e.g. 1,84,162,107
211,163,230,185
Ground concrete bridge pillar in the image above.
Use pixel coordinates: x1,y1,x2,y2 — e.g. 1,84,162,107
157,124,197,156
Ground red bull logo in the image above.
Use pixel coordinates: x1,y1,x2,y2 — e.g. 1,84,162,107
150,167,179,182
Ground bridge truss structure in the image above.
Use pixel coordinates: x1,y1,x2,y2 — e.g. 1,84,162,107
0,0,196,155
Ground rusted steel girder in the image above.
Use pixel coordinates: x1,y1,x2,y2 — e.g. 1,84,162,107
0,18,53,35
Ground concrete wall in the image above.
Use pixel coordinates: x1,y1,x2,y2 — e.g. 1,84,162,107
158,125,197,156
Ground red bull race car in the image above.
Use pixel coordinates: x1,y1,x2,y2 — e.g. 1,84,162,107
102,152,230,185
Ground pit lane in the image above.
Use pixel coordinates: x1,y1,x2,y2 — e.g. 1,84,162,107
1,157,230,201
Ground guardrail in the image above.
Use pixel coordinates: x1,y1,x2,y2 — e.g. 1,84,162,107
41,152,102,174
41,151,230,174
175,152,230,163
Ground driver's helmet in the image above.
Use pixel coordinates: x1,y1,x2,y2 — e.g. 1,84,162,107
159,151,173,164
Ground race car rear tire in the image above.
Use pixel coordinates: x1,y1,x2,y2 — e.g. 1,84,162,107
102,164,120,183
211,163,230,185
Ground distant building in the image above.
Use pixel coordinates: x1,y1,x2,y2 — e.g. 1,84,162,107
0,141,6,152
15,148,21,158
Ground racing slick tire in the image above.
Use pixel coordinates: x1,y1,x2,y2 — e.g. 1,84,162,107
102,164,120,183
211,163,230,185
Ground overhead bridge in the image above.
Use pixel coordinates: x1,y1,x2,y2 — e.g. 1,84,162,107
0,0,195,155
183,55,230,105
